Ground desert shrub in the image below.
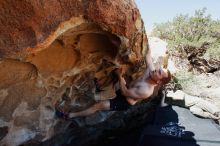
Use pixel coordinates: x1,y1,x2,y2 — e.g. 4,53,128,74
151,8,220,60
175,70,197,90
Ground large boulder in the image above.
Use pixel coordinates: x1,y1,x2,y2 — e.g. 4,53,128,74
148,37,168,68
0,0,149,145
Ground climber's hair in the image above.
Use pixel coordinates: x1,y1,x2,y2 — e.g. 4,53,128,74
160,69,172,85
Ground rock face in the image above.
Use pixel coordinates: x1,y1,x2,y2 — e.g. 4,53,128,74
0,0,148,145
148,37,169,71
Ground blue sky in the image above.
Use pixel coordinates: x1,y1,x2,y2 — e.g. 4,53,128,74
135,0,220,32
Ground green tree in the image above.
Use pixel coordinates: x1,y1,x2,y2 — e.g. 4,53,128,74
152,8,220,60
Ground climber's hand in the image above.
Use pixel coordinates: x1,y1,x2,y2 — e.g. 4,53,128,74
115,67,124,77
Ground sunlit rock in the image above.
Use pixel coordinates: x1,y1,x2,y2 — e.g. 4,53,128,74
0,0,148,145
148,37,168,68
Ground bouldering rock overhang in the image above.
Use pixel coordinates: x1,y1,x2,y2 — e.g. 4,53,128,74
0,0,149,145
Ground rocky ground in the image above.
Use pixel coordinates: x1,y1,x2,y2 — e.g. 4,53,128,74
169,56,220,108
182,71,220,106
149,36,220,122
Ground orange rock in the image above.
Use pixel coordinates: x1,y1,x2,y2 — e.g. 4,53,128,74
0,0,148,145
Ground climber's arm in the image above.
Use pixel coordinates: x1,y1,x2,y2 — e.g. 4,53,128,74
142,48,155,78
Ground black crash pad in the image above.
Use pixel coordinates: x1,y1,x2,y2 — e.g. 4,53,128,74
138,105,220,146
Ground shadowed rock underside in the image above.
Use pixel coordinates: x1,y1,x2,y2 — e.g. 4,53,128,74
0,0,149,145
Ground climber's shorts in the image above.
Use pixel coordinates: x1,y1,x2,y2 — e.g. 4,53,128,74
109,90,131,111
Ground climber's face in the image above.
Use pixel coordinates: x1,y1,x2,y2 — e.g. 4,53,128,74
150,68,169,83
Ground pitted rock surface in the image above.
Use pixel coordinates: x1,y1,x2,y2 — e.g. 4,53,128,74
0,0,149,145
